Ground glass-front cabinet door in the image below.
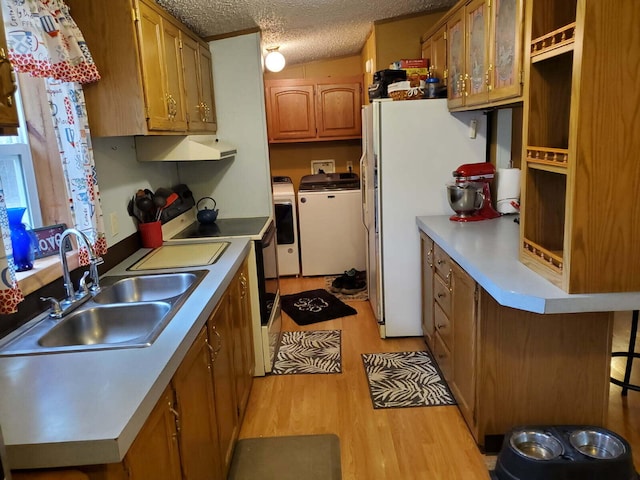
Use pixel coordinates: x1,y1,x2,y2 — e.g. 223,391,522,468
465,0,490,107
447,8,465,109
489,0,524,102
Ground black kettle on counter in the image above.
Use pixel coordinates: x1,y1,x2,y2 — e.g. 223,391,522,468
197,197,219,224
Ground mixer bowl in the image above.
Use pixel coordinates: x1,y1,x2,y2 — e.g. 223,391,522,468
447,182,484,216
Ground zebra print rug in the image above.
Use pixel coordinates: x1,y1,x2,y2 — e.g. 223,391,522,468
272,330,342,375
361,351,456,408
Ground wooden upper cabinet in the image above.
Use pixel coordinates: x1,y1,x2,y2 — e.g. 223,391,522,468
316,81,361,138
464,0,491,107
428,0,524,111
66,0,216,137
265,76,362,143
137,1,187,132
431,25,448,86
447,8,466,109
160,19,188,130
124,385,182,480
0,18,18,130
489,0,524,102
266,80,317,141
182,36,217,132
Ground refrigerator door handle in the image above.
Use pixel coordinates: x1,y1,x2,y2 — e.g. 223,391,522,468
359,150,369,232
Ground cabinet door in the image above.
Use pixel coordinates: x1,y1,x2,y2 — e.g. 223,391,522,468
197,43,217,131
451,262,477,430
316,81,362,138
489,0,524,102
207,294,239,477
421,37,433,70
0,20,18,129
447,8,466,109
421,234,435,349
265,81,316,141
172,327,224,480
161,20,188,130
431,24,448,85
181,35,203,131
182,36,217,133
465,0,491,107
136,2,172,131
231,260,254,419
124,386,182,480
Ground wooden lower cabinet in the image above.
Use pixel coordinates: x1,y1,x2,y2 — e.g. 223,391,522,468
231,259,255,418
207,291,239,477
124,386,182,480
13,262,254,480
449,261,477,432
420,234,435,348
421,233,614,447
172,327,224,480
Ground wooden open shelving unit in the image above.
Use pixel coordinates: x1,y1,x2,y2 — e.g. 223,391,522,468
520,0,640,293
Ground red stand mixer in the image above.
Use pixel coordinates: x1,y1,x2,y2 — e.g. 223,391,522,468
447,163,501,222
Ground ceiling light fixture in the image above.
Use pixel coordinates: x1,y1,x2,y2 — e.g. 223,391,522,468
265,47,286,73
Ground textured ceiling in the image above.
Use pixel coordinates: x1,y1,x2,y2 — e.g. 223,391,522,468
157,0,457,66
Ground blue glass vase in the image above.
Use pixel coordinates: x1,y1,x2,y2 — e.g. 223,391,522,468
7,207,36,272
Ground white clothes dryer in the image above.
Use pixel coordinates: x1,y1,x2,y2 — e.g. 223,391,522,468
272,176,300,276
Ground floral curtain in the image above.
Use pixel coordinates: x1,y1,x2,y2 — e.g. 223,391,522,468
1,0,104,313
0,179,24,314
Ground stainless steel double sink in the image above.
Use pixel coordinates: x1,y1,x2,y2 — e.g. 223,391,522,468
0,271,208,356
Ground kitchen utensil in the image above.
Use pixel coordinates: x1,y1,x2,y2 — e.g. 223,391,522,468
197,197,219,224
153,193,167,209
136,196,154,222
448,163,501,222
156,192,179,221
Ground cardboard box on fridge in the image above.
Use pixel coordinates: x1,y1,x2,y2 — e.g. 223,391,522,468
404,67,429,83
390,59,429,69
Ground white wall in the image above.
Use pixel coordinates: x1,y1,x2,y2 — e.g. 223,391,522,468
176,32,273,218
93,136,178,247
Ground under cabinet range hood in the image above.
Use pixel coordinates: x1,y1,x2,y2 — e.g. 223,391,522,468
135,135,237,161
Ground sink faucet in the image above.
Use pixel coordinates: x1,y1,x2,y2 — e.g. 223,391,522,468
42,228,104,318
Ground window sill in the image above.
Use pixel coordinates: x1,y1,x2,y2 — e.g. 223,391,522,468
15,253,79,297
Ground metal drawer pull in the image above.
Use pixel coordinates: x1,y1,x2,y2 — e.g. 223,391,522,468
437,292,446,298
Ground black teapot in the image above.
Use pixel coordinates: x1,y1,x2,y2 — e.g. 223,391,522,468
196,197,219,224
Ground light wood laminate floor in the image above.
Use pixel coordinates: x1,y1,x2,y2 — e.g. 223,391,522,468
239,277,640,479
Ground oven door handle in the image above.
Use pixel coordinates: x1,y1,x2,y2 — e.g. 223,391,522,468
262,221,276,248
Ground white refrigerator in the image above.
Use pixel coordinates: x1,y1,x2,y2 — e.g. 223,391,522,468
361,99,487,337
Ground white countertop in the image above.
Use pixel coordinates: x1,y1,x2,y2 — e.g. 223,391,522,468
416,215,640,314
0,238,251,469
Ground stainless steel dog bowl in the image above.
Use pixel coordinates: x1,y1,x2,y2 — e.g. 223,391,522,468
510,430,564,460
569,429,626,459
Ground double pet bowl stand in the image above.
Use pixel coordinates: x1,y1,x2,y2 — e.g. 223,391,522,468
491,425,638,480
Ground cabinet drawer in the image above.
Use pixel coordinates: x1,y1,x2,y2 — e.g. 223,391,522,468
433,274,452,317
434,302,452,351
433,244,452,282
432,331,453,381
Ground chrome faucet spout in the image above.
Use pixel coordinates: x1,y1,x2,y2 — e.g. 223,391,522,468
59,228,103,302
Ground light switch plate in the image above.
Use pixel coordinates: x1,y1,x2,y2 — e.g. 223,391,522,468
311,160,335,174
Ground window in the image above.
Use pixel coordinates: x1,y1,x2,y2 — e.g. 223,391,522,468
0,86,42,228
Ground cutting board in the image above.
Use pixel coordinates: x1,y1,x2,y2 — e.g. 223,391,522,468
129,243,228,271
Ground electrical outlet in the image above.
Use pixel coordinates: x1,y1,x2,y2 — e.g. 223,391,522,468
110,212,119,236
346,161,353,170
311,159,335,174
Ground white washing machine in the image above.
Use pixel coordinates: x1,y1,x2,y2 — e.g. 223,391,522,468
272,176,300,276
297,173,367,276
